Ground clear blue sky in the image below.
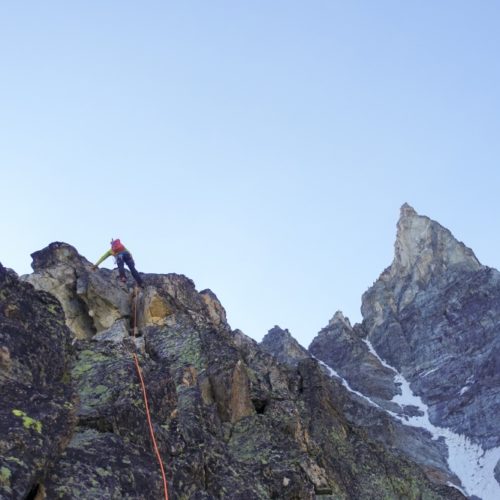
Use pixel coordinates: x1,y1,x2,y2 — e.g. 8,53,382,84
2,2,500,348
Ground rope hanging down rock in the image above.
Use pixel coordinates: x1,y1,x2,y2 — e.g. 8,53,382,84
132,286,169,500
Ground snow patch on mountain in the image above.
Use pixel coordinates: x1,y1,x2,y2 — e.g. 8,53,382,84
319,339,499,499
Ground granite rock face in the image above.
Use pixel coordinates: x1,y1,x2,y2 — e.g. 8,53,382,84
0,242,464,499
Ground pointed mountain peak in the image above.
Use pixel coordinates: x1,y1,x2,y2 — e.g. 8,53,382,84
328,311,352,328
266,325,292,338
391,205,481,281
260,326,309,367
400,202,418,218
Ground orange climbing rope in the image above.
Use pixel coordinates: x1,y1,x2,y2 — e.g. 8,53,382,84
132,287,169,500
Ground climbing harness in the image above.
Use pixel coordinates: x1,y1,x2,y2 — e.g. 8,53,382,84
131,286,169,500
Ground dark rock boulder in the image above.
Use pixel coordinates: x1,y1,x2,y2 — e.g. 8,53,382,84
0,262,75,499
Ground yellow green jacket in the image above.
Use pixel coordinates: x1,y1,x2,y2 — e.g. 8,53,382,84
94,247,129,267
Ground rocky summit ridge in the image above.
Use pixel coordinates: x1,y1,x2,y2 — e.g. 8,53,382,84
0,203,497,499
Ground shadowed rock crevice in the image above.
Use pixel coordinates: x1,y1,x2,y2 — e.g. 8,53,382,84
23,483,41,500
252,397,268,414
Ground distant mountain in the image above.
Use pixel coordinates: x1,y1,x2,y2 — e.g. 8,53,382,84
307,204,500,499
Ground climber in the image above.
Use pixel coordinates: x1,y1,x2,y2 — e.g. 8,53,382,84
93,238,144,287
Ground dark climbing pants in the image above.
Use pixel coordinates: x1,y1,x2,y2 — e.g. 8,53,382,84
117,252,143,286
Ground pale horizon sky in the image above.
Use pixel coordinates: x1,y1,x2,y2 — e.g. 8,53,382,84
2,2,500,348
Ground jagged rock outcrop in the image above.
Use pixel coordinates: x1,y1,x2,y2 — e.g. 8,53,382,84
306,310,461,486
362,204,500,449
309,311,399,405
259,317,456,489
261,326,310,367
23,242,130,338
0,242,465,499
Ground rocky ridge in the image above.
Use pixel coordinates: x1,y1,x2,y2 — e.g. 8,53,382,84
0,240,465,499
361,204,499,447
306,204,500,499
260,326,309,367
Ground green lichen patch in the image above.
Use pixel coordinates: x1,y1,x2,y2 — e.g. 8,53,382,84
0,466,11,487
146,325,206,372
228,416,290,465
77,380,112,409
72,350,110,378
177,333,204,370
70,346,136,418
12,409,42,433
94,385,109,395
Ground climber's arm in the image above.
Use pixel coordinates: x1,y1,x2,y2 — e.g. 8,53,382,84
94,250,112,267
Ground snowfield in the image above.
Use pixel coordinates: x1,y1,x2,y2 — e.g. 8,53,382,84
318,340,500,500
